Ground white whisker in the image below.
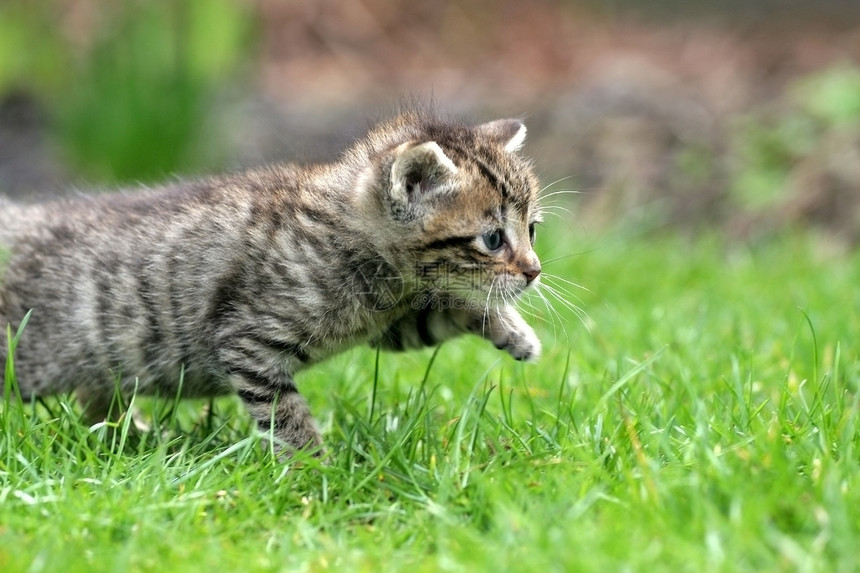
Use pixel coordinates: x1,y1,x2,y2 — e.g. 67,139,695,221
536,282,591,330
540,251,595,265
529,286,568,339
539,189,586,201
537,206,577,221
482,275,497,338
541,273,590,293
521,288,560,337
539,175,577,194
538,204,576,216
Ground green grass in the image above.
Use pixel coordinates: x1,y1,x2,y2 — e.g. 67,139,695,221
2,224,859,572
0,0,253,185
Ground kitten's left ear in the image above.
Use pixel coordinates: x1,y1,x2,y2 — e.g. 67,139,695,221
477,119,527,152
390,141,458,205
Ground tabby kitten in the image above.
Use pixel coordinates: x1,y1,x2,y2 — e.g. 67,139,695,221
0,112,542,454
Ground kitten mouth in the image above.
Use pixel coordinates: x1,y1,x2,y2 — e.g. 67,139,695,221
492,274,532,298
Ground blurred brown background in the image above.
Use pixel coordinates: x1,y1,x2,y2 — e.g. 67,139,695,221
3,0,860,240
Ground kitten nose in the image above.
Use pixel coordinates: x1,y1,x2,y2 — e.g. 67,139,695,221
523,263,541,284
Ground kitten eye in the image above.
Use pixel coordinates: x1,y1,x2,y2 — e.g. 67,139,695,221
482,229,504,251
528,222,536,245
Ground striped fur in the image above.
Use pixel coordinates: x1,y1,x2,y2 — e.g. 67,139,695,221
0,111,543,455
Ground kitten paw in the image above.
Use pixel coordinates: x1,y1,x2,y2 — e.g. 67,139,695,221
466,306,542,362
495,321,541,362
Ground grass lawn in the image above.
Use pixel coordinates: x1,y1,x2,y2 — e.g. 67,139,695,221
2,222,859,572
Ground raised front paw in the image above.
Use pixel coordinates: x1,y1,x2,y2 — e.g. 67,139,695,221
494,320,542,362
465,306,542,362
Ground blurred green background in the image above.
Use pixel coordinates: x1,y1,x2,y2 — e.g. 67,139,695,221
0,0,253,184
1,0,860,243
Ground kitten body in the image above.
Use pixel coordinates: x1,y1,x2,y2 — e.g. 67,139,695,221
0,112,542,452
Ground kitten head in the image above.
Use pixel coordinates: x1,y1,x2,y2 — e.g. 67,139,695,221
360,113,542,310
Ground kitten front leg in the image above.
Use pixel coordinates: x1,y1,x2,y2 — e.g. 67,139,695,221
467,305,541,362
224,363,322,455
372,305,471,352
374,304,540,362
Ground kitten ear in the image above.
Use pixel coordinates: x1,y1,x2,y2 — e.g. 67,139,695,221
477,119,527,152
390,141,458,203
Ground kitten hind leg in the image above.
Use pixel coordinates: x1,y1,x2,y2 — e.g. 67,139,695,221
75,385,123,426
